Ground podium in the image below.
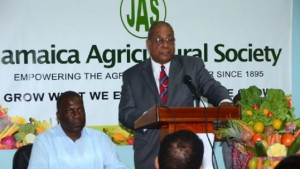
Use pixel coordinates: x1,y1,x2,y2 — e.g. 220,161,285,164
134,105,241,142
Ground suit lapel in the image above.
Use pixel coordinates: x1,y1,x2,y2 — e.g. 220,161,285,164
142,59,160,101
168,56,183,105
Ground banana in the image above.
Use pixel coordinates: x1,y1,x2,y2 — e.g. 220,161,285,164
0,124,19,140
111,133,127,142
103,126,131,145
10,116,26,125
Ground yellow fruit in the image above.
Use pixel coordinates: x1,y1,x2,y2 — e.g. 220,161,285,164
262,158,272,167
254,122,265,133
273,119,283,130
10,116,26,125
246,110,253,116
36,127,46,134
248,157,258,169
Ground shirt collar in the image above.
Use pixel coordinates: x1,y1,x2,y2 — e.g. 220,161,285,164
150,58,170,76
57,124,88,139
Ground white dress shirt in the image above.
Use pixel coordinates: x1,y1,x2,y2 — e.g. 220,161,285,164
28,125,128,169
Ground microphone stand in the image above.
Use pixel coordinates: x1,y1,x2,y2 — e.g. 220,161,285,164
183,75,201,107
193,93,201,108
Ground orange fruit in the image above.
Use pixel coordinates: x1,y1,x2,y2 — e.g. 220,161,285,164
253,122,264,133
263,109,269,115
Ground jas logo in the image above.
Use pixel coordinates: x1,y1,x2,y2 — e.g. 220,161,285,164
120,0,167,39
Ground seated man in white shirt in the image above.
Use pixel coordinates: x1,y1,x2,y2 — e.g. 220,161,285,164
28,91,128,169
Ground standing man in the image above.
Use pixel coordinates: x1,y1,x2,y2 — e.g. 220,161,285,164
28,91,128,169
119,21,232,169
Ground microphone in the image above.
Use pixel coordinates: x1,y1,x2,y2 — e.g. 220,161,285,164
183,75,200,101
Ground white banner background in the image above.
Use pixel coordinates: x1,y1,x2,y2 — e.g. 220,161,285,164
0,0,292,126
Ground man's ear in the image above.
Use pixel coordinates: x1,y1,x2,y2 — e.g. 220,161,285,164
155,156,159,169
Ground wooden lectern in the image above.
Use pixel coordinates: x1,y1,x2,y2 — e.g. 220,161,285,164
134,105,241,142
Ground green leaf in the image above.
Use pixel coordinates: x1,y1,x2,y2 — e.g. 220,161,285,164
238,86,294,126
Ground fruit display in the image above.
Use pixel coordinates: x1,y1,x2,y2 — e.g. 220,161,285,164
88,125,134,145
0,104,52,149
216,86,299,169
102,125,134,145
0,105,9,132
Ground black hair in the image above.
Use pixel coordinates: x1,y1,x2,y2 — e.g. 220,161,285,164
158,130,204,169
275,155,300,169
56,91,83,112
147,21,174,39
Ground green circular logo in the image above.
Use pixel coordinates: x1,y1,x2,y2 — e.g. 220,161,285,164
120,0,167,39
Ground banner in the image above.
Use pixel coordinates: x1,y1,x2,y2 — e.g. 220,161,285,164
0,0,292,142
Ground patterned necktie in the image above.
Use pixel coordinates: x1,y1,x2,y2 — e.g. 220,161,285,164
159,65,168,104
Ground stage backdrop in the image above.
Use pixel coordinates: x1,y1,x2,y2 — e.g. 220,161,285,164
0,0,292,145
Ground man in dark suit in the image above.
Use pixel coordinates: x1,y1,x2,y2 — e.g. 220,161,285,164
119,21,232,169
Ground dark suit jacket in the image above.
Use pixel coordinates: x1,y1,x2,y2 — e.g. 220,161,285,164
119,55,231,169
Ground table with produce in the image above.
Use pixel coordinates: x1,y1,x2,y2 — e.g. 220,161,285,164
216,86,298,169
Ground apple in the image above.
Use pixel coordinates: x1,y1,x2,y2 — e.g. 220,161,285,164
0,107,6,117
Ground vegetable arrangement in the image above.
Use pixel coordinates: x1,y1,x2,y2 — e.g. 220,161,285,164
0,105,52,149
88,125,134,145
102,125,134,145
216,86,299,169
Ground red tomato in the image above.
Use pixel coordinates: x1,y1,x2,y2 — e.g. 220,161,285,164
127,136,134,145
0,108,5,117
287,97,292,108
253,104,260,110
252,133,263,142
281,133,295,147
267,112,273,117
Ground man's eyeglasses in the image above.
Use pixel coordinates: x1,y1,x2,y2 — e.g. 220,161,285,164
151,37,175,46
